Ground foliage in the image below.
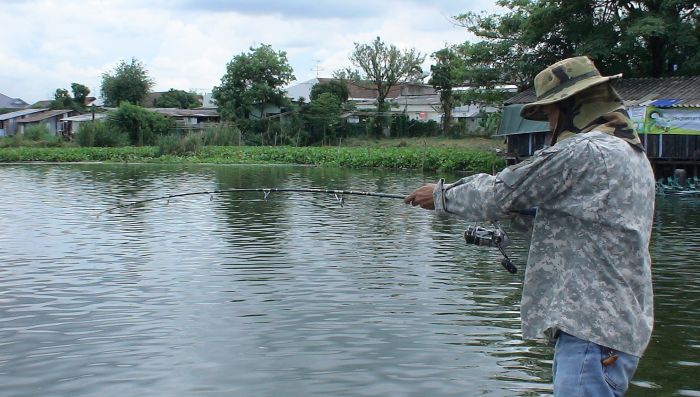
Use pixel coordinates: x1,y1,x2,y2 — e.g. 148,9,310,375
71,83,90,108
153,89,201,108
303,92,343,145
454,0,700,90
101,58,154,106
156,133,202,156
310,79,350,102
23,124,53,141
202,123,241,146
0,145,505,173
429,47,465,135
212,44,295,121
50,83,92,111
74,121,129,147
478,111,503,136
346,37,426,136
107,102,175,146
51,89,74,109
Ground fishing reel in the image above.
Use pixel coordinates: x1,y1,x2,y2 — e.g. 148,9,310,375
464,224,518,274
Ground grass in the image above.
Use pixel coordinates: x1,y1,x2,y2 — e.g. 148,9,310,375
0,136,507,173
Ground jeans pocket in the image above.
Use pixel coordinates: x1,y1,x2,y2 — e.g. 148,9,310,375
602,348,639,393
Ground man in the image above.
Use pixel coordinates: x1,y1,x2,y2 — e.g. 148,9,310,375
405,56,654,396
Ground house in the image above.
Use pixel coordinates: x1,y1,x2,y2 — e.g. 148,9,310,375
60,113,108,135
286,78,466,122
147,108,220,130
453,104,500,132
0,108,47,136
0,92,29,109
16,109,75,137
500,76,700,177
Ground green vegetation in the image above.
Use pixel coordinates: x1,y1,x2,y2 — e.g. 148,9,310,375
153,89,201,108
0,143,505,173
101,58,154,106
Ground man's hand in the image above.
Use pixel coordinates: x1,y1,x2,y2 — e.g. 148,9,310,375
404,183,436,210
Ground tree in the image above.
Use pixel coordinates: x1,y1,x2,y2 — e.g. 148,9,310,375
153,89,201,108
429,47,466,135
310,79,350,102
304,92,343,145
107,102,174,146
51,88,73,109
346,36,425,136
454,0,700,89
212,44,295,121
101,58,154,106
71,83,90,107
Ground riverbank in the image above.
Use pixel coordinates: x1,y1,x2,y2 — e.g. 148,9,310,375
0,140,506,173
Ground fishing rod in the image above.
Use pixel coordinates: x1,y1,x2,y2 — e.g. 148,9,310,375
98,187,405,216
99,187,527,273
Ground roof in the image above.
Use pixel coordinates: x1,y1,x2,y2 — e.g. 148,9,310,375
453,104,498,118
284,78,433,102
505,76,700,108
17,109,72,123
0,93,29,108
147,108,220,118
60,113,108,122
495,104,550,136
0,108,46,121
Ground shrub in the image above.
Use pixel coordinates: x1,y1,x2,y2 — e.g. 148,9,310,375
107,102,175,146
75,121,130,147
202,123,241,146
156,133,202,156
23,124,53,141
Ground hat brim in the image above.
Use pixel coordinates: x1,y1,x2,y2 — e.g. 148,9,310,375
520,74,622,121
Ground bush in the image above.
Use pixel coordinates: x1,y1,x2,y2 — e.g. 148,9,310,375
202,123,241,146
20,125,63,147
156,133,202,156
23,124,53,141
107,102,175,146
75,121,130,147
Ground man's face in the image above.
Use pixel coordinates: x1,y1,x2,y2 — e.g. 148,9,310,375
541,104,560,132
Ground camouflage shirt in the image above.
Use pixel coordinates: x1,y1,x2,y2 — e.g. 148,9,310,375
433,130,655,357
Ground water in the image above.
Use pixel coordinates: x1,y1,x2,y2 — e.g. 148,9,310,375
0,163,697,397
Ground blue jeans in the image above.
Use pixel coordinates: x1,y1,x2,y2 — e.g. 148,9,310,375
553,332,639,397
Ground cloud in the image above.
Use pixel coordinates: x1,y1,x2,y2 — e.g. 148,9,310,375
1,0,501,103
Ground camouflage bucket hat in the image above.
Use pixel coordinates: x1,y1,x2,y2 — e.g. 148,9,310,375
521,56,622,121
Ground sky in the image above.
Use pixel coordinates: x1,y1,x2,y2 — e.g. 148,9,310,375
1,0,501,104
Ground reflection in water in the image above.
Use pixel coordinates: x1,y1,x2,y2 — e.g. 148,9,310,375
0,164,697,396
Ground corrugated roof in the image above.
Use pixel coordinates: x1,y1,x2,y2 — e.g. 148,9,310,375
0,108,46,121
60,113,108,122
505,76,700,108
495,104,549,136
148,108,220,118
17,110,71,123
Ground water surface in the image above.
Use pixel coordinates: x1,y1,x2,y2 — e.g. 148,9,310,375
0,164,697,396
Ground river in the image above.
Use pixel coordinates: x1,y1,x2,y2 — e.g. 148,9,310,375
0,163,698,396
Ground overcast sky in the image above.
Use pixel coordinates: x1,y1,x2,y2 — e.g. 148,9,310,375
1,0,500,104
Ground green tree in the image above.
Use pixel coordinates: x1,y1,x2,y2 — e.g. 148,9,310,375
51,88,73,109
101,58,154,106
429,47,466,135
310,79,350,102
153,89,201,108
212,44,295,121
455,0,700,87
107,102,174,146
346,36,426,136
71,83,90,107
304,92,343,145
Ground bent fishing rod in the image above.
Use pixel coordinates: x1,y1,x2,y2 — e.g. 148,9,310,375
99,187,528,274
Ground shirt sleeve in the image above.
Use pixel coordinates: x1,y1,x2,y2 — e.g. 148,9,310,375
433,141,586,221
